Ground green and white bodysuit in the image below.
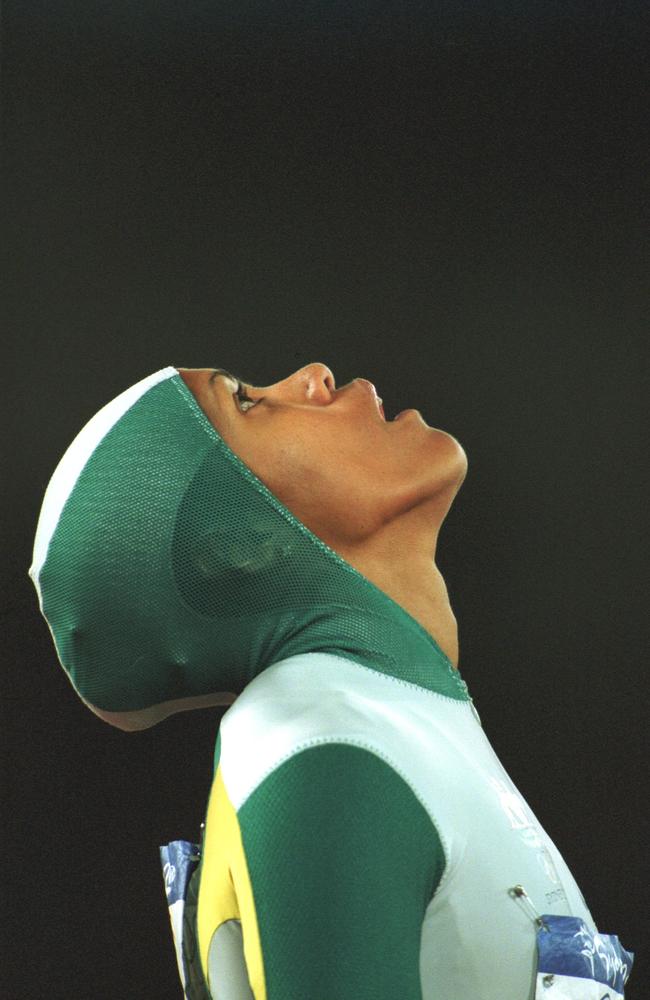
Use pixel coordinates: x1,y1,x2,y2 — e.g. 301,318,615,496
28,366,635,999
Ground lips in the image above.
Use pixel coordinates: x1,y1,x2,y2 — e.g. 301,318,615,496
371,388,384,420
355,378,385,420
369,386,385,421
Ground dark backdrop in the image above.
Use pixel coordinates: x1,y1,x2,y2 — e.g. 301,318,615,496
2,3,647,998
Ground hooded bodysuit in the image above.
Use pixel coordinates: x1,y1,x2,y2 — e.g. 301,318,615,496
28,366,635,999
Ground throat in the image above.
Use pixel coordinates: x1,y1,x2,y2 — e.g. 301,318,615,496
395,582,460,669
337,547,461,670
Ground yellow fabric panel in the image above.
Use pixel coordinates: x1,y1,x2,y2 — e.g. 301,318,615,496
197,763,267,1000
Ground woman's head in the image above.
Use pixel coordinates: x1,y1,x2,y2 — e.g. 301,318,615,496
177,363,468,553
28,363,468,730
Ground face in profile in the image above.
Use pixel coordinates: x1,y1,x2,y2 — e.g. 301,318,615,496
177,363,467,552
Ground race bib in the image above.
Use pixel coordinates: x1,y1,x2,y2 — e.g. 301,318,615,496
535,914,635,999
159,839,211,999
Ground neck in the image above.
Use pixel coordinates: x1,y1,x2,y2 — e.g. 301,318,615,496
331,505,461,669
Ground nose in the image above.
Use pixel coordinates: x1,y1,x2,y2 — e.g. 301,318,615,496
283,362,336,402
301,362,335,390
254,362,336,407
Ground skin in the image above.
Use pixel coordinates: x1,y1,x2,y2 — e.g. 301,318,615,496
177,363,468,672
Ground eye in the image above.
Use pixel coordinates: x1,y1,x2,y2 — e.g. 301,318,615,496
234,380,258,413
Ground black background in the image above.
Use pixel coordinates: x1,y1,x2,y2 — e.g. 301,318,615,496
2,2,647,998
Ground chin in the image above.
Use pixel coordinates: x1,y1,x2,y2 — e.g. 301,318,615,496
431,431,468,481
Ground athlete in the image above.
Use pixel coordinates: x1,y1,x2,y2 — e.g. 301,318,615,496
28,363,635,999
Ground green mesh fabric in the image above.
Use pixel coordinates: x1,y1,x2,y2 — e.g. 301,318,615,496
30,369,470,715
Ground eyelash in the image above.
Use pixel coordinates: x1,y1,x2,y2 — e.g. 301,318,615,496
235,381,258,412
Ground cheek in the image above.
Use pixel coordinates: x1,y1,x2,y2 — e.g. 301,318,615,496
273,434,335,495
247,424,348,504
239,426,317,500
245,415,403,499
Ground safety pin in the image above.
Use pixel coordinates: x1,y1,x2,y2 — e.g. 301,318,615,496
187,822,207,863
508,884,550,932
